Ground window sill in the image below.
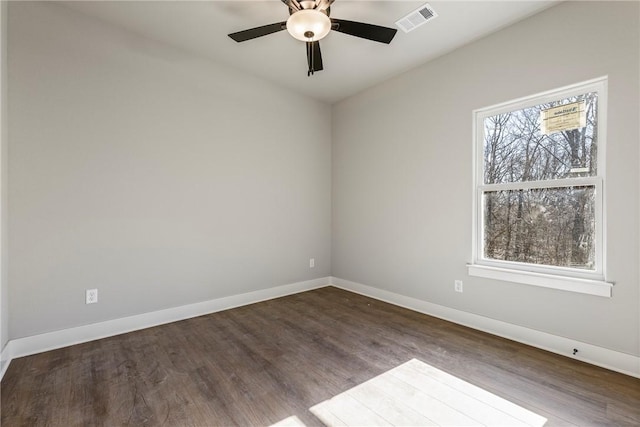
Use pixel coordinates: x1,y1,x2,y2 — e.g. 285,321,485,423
467,264,613,297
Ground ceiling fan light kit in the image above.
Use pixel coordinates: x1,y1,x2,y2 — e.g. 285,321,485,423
228,0,398,77
286,9,331,42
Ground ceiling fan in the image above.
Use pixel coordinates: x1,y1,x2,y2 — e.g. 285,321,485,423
228,0,398,76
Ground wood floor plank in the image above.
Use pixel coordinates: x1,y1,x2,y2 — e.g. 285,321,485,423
346,381,437,426
370,372,480,426
312,393,392,426
2,286,639,426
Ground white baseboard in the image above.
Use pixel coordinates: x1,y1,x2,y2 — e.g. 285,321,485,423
3,277,331,375
0,341,11,379
330,276,640,379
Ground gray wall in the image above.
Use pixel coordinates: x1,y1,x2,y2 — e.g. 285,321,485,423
8,2,331,339
332,1,640,356
1,0,8,351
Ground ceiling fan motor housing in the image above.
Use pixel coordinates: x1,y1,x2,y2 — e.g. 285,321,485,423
299,1,319,11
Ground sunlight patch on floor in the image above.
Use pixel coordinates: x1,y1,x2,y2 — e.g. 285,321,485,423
270,415,307,427
309,358,547,426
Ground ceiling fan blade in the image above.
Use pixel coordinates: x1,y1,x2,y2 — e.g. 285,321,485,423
228,22,287,42
306,41,324,75
331,19,397,44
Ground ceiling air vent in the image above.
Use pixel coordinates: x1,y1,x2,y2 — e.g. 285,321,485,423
395,3,438,33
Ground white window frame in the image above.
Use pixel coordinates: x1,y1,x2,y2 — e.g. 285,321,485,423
469,77,613,297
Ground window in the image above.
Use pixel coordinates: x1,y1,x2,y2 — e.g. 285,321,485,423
469,77,612,297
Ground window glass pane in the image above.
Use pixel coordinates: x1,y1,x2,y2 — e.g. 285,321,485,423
483,92,598,184
483,186,595,270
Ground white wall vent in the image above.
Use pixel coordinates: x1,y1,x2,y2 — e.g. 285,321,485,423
395,3,438,33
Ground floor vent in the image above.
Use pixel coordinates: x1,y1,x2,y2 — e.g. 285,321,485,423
395,3,438,33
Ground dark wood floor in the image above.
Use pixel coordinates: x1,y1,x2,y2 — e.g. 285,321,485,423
2,286,639,426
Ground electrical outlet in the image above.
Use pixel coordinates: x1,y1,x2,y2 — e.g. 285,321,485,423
309,258,315,268
86,288,98,304
454,280,463,293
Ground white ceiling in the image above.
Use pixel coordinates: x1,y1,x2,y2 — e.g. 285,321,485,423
61,1,559,104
